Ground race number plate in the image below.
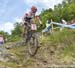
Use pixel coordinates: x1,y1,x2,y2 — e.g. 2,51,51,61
31,24,37,30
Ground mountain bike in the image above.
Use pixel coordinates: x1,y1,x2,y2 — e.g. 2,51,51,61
24,22,39,56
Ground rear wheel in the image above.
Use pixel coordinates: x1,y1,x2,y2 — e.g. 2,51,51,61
28,33,38,56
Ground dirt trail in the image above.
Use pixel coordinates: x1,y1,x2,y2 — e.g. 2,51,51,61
0,39,75,68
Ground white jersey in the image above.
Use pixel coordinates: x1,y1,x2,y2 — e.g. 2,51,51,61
23,11,35,23
62,19,67,24
27,11,35,18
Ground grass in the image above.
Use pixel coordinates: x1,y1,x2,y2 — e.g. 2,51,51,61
41,29,75,62
1,28,75,67
42,29,75,45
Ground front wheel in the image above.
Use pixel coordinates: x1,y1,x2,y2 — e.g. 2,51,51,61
28,33,38,56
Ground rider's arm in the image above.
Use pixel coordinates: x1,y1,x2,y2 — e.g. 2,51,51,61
38,19,42,24
22,15,26,37
36,16,42,24
22,15,26,23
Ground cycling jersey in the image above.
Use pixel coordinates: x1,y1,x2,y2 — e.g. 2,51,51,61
24,11,35,24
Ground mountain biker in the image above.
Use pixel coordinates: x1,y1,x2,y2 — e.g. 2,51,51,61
22,6,42,39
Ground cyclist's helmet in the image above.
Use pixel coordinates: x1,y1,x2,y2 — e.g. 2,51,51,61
31,6,37,13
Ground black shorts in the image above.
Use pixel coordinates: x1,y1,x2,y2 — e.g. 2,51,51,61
24,23,27,26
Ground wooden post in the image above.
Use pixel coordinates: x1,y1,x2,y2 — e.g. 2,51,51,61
51,19,53,33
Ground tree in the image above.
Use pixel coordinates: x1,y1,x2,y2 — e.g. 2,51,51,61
11,22,23,37
0,31,9,37
40,8,53,24
40,0,75,23
0,31,9,42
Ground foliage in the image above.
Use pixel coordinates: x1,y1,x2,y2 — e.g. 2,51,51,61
49,29,75,44
11,22,23,37
0,31,9,42
40,0,75,23
0,31,9,37
8,35,22,42
7,22,23,42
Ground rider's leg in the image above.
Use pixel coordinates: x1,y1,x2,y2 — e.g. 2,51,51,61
23,25,26,37
22,24,28,44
